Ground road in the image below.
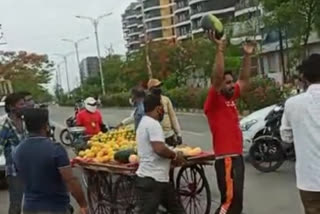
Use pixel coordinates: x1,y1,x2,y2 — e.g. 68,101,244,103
0,106,304,214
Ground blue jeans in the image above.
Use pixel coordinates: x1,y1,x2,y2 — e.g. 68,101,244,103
7,175,24,214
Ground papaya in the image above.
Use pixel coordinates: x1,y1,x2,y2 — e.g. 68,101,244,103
114,149,136,163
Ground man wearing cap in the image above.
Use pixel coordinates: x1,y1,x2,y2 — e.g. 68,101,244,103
148,79,182,147
76,97,107,136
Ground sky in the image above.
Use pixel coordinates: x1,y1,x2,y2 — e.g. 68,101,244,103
0,0,135,93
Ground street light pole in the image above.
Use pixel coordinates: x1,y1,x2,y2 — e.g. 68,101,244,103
62,36,89,87
75,12,113,96
54,53,73,93
93,20,106,95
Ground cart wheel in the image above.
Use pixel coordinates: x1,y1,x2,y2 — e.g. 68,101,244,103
114,176,138,214
87,172,112,214
176,166,211,214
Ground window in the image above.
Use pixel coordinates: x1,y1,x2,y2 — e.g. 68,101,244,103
146,20,162,29
148,30,163,39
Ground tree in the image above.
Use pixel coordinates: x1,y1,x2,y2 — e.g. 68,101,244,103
260,0,320,81
0,51,53,101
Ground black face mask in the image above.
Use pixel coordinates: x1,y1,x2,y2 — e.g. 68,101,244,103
11,107,26,118
151,88,162,96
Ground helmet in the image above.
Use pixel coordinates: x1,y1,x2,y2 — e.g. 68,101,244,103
84,97,97,113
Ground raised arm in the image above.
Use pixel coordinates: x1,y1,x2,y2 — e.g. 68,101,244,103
208,32,226,90
238,42,256,92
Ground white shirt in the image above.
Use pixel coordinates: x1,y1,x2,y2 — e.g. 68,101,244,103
280,84,320,191
136,115,171,182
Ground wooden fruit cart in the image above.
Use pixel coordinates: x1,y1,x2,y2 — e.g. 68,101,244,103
73,152,215,214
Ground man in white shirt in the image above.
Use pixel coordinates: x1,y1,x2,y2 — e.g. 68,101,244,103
280,54,320,214
136,94,185,214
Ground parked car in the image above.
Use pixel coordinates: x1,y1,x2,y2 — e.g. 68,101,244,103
240,105,276,155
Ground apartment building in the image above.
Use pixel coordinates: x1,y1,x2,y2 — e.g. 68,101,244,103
122,0,239,51
122,2,144,53
79,57,100,82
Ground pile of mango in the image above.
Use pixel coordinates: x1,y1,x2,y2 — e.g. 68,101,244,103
77,127,137,164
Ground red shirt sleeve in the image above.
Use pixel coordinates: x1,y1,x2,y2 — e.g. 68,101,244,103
76,112,83,126
204,86,218,115
231,83,241,101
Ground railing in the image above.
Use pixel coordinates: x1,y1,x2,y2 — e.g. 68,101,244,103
235,0,259,10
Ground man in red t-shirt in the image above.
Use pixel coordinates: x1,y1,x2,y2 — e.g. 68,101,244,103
76,97,105,136
204,32,255,214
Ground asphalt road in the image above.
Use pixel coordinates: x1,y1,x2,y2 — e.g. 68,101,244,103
0,106,304,214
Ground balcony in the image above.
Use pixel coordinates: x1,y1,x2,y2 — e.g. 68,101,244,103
175,0,188,10
144,0,160,10
235,0,259,11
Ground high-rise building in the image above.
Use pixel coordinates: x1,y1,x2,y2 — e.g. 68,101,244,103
143,0,176,42
122,2,144,53
122,0,239,52
79,57,99,82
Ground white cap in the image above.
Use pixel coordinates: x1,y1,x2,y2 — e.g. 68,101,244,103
84,97,97,113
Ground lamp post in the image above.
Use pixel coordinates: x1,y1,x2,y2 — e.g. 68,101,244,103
75,12,113,95
53,52,73,93
61,36,89,87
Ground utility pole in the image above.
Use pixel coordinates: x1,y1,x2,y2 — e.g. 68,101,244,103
139,0,153,79
76,12,113,96
62,36,89,90
54,53,73,93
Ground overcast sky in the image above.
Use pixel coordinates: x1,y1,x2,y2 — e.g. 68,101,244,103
0,0,135,92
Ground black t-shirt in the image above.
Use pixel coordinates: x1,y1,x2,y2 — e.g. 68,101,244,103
14,137,70,212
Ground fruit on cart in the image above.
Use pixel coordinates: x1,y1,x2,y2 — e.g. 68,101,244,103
114,149,136,164
129,154,139,164
174,146,202,157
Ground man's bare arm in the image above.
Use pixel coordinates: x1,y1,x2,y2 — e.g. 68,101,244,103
208,31,225,90
151,141,176,159
59,167,88,211
238,42,256,92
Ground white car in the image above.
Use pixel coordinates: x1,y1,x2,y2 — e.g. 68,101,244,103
240,105,275,155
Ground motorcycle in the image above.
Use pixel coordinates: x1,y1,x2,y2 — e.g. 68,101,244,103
249,102,295,173
59,116,77,146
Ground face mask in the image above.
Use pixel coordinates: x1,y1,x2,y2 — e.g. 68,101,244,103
151,88,162,96
11,107,26,118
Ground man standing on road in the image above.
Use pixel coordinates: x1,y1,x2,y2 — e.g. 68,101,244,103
117,87,145,130
14,108,88,214
0,93,27,214
280,54,320,214
204,32,255,214
148,79,182,147
135,94,186,214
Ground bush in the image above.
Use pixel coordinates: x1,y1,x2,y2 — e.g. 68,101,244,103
240,77,284,112
166,87,208,109
101,92,130,107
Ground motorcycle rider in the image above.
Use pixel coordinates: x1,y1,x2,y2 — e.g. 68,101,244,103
76,97,107,136
280,54,320,214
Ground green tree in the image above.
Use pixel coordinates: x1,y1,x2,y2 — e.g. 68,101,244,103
0,51,53,101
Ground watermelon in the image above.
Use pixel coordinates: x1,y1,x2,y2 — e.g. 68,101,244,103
200,14,224,40
114,149,136,163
